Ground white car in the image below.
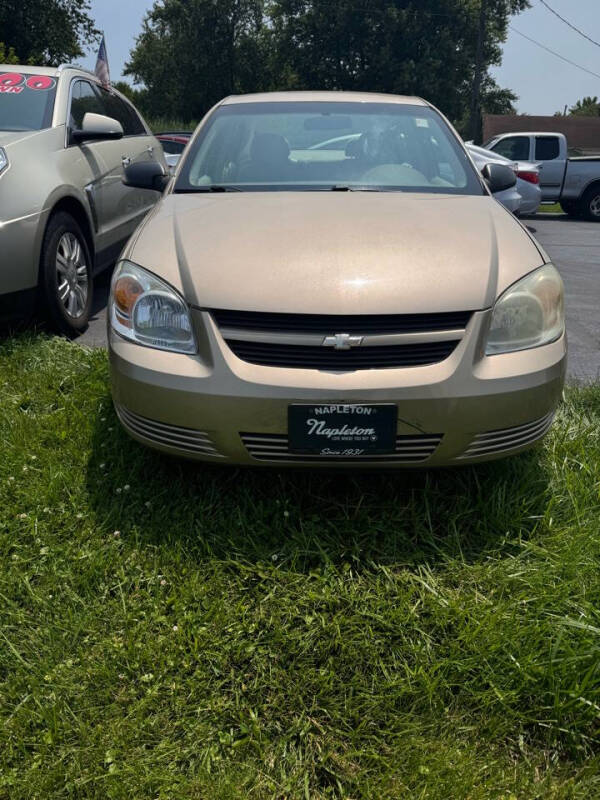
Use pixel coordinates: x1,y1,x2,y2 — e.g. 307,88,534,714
467,144,542,216
466,144,521,213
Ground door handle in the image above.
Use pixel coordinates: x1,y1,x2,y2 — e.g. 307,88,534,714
121,156,131,167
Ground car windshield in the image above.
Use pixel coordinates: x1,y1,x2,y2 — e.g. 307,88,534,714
176,101,484,194
0,72,57,131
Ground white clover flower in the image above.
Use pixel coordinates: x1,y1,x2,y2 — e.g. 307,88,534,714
113,530,121,537
116,487,122,494
123,484,130,492
172,625,178,632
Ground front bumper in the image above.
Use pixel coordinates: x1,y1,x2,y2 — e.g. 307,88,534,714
109,310,567,467
0,209,47,297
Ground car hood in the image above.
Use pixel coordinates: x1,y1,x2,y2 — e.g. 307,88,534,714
128,192,544,314
0,129,47,148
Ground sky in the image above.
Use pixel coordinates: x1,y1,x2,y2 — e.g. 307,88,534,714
81,0,600,116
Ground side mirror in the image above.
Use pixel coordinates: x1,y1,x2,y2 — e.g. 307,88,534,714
482,162,517,193
165,153,181,175
72,112,123,142
123,160,169,192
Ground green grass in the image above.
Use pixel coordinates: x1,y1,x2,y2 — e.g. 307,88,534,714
538,203,564,214
2,336,600,799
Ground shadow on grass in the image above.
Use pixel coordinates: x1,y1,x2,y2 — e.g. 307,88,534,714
85,392,553,571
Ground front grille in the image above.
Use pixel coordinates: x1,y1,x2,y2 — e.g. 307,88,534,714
212,308,471,371
116,405,222,456
212,309,473,335
227,340,458,370
456,413,554,460
241,432,443,462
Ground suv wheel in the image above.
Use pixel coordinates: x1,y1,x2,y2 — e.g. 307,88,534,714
41,212,93,334
578,185,600,222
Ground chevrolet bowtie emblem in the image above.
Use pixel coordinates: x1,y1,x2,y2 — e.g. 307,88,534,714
322,333,364,350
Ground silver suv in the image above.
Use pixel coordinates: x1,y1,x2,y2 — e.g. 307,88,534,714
0,64,166,334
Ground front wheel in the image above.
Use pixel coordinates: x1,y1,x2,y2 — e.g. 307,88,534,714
560,200,578,217
40,212,93,335
577,185,600,222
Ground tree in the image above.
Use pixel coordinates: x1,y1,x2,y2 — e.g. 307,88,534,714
569,96,600,117
268,0,528,139
112,81,143,105
0,0,99,65
125,0,267,122
0,42,20,65
126,0,526,133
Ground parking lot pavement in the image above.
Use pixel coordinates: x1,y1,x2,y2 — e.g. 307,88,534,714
78,215,599,381
525,216,600,382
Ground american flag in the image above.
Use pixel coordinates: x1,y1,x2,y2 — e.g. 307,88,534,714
95,35,110,88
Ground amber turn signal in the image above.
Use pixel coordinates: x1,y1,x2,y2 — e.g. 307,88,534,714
114,275,143,316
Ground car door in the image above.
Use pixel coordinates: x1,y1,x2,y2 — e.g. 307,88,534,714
488,135,531,162
93,85,161,247
534,135,565,201
67,78,122,258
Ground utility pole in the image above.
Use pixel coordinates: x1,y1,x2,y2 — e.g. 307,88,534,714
469,0,487,143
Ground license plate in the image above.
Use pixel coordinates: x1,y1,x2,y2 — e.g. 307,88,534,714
288,404,397,456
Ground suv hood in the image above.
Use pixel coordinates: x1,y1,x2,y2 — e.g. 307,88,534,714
0,130,47,148
128,192,544,315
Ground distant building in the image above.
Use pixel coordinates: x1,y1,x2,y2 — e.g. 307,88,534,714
483,114,600,155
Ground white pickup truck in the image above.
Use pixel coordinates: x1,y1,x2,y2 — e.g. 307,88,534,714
482,131,600,220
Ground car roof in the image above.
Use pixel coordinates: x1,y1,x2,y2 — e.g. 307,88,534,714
0,63,62,76
490,131,564,138
220,91,428,106
0,63,108,82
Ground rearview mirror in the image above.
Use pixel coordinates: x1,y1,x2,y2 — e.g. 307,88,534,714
72,112,123,142
482,162,517,193
123,160,169,192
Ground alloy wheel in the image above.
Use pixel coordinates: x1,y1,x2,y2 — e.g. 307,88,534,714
55,232,89,319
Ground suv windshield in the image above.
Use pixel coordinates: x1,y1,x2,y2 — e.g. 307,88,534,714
0,72,57,131
176,101,483,194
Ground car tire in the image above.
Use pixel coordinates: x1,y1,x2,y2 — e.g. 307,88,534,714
577,184,600,222
40,212,93,335
560,200,578,217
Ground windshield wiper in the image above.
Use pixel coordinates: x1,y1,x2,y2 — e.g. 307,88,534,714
175,185,243,193
329,185,387,192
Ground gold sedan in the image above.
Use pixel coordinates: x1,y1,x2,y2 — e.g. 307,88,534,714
108,92,566,466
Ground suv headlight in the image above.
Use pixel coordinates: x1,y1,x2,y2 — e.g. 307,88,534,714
109,260,196,354
0,147,8,176
485,263,564,355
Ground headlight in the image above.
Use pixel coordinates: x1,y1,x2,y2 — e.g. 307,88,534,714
109,260,196,354
485,263,564,355
0,147,8,175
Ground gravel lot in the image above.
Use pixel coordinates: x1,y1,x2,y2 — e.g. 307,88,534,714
78,215,600,381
